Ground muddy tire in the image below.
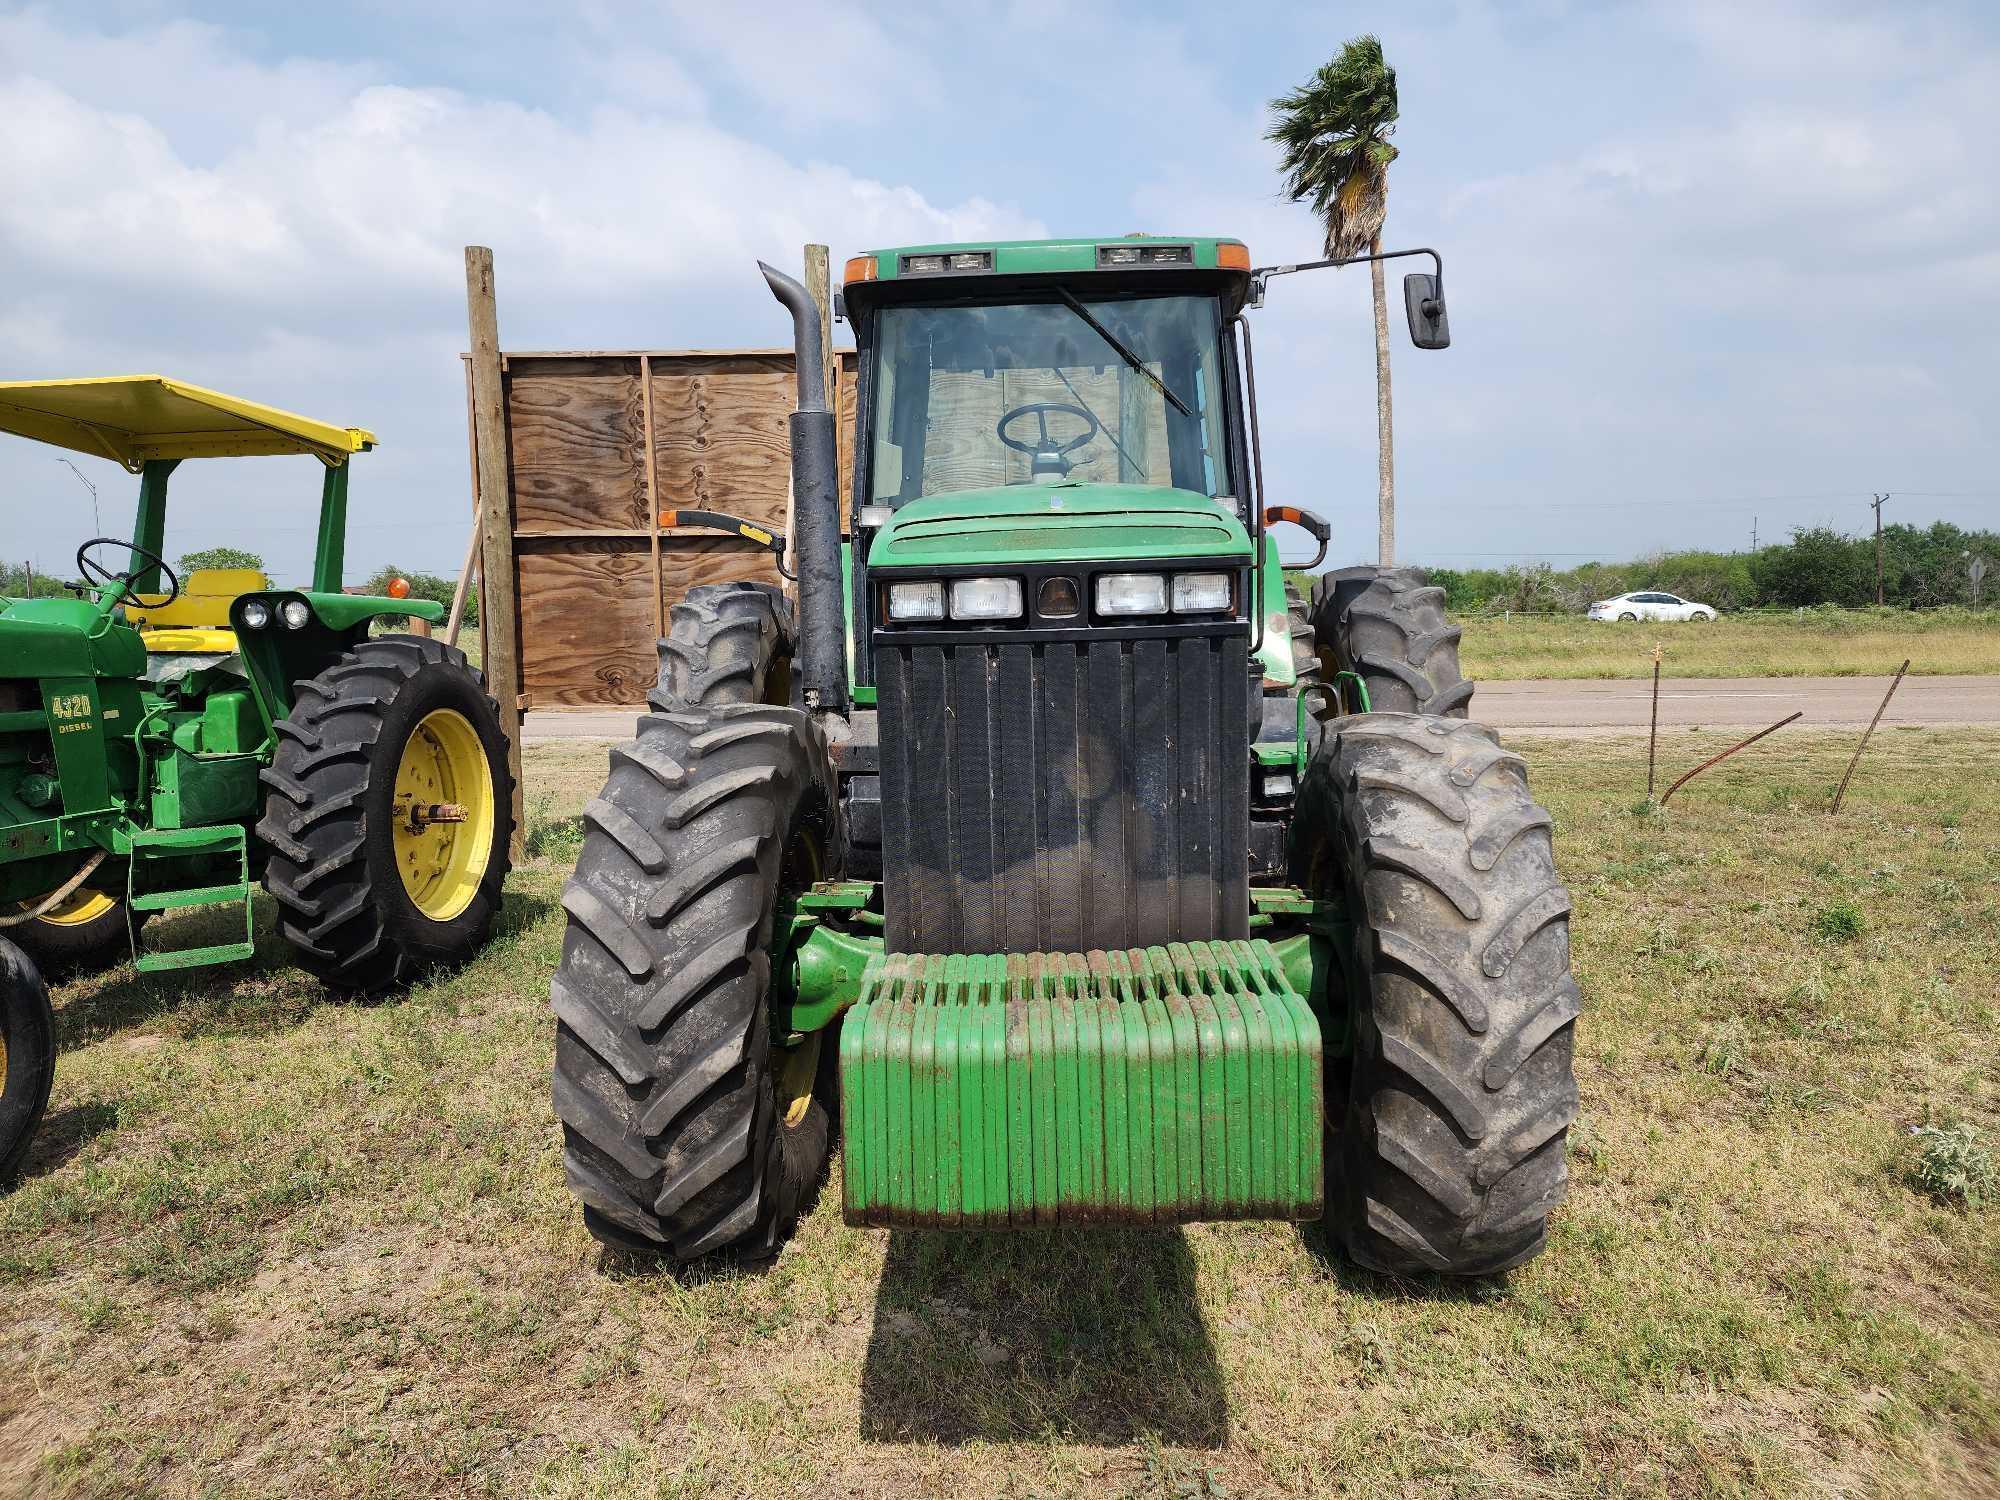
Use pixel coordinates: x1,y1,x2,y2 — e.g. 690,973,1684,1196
258,636,514,994
1,937,55,1183
1294,712,1579,1275
10,890,142,974
550,702,831,1261
657,581,793,709
1313,567,1472,717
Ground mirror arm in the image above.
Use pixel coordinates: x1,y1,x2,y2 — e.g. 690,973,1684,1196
1248,246,1444,310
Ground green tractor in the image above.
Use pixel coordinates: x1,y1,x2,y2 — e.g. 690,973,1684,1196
551,238,1577,1274
0,377,513,1182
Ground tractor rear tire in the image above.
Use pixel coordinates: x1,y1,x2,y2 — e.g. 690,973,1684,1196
1,937,55,1183
11,890,143,975
1314,567,1473,717
258,636,514,995
550,702,831,1262
1294,712,1579,1276
655,581,793,710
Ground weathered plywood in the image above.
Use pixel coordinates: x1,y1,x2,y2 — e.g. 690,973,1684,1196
516,538,660,706
507,361,649,534
494,347,859,708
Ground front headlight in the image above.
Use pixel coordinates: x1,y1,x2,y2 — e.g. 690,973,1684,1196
949,576,1023,621
886,581,945,622
1094,572,1167,617
240,601,271,630
281,599,312,630
1171,572,1232,613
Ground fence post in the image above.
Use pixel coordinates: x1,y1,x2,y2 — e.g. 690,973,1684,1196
1647,643,1662,801
1829,659,1910,814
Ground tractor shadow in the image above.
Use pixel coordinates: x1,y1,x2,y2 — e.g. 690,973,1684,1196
859,1226,1228,1448
7,1101,119,1185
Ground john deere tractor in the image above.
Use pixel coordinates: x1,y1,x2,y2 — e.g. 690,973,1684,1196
551,238,1578,1274
0,377,512,1182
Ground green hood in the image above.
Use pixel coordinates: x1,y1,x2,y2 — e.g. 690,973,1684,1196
867,484,1251,569
0,597,145,679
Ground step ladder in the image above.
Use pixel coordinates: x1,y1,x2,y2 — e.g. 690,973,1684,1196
126,824,255,973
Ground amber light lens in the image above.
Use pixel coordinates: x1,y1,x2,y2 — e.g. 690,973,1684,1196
1217,242,1251,270
1037,576,1081,618
843,255,878,283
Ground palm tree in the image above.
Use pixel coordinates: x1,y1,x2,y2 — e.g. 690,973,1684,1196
1268,36,1401,566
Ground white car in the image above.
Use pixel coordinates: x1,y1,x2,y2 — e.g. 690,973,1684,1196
1587,591,1717,622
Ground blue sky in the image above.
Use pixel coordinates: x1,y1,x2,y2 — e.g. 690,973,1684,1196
3,0,1996,582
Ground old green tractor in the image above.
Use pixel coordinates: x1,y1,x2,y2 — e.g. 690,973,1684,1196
0,376,512,1181
551,238,1578,1274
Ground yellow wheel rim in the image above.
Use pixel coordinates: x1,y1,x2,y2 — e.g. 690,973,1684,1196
391,708,495,922
34,889,118,928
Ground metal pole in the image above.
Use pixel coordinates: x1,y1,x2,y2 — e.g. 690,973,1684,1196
1829,659,1910,814
1660,712,1803,806
1871,493,1890,607
1647,643,1662,801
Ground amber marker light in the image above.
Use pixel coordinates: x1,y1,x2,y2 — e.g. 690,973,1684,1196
843,255,878,283
1217,242,1251,270
386,576,411,599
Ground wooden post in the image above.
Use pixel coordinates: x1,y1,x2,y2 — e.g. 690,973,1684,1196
445,512,481,648
640,354,664,638
464,245,526,858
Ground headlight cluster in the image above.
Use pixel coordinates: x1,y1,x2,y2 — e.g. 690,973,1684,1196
884,571,1233,624
238,599,312,631
1098,571,1233,617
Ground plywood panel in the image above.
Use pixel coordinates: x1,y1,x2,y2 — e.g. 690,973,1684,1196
502,347,855,709
517,538,658,706
507,365,648,534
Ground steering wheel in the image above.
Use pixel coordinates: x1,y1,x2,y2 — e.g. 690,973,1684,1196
997,402,1101,480
76,537,180,611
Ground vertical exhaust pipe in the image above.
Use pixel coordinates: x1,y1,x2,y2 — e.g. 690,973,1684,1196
759,261,846,712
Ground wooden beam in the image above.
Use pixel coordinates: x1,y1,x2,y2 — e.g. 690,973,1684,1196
640,354,664,638
464,245,526,859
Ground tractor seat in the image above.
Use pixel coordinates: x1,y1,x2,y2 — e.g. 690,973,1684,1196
125,567,267,655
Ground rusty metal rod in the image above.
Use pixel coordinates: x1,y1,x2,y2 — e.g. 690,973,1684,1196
1660,711,1803,806
1829,658,1910,814
1647,645,1662,800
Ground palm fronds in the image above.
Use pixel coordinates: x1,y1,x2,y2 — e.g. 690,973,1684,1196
1267,34,1400,259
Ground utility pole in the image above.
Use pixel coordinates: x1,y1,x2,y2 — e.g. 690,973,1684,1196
1870,493,1890,607
1751,515,1758,551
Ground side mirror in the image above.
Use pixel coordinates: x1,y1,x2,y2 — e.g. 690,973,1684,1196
1403,273,1450,350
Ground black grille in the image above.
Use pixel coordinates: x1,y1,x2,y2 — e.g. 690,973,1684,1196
877,637,1250,954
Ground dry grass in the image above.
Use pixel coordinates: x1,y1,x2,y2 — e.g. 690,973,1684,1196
2,731,1996,1498
1460,608,2000,680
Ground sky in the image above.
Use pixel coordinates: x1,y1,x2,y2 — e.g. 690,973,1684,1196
2,0,1996,583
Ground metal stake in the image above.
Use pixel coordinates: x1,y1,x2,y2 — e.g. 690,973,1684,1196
1661,712,1803,806
1829,659,1910,814
1647,643,1662,800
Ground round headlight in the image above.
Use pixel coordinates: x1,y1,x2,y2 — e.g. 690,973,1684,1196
240,601,271,630
281,599,312,630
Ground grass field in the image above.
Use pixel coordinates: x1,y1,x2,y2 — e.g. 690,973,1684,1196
3,729,1996,1498
1457,608,2000,681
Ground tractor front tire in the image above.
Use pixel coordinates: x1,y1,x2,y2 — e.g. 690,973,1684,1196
1,937,55,1183
11,890,142,975
1295,712,1580,1276
550,703,830,1262
259,636,514,994
1315,567,1472,718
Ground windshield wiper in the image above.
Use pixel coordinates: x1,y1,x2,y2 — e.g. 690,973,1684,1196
1055,288,1193,418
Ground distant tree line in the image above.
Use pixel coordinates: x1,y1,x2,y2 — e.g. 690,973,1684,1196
1422,522,1999,614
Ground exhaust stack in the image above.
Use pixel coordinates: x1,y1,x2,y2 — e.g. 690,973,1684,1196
758,261,846,712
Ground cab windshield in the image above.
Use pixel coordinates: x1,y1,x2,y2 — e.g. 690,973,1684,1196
868,293,1232,506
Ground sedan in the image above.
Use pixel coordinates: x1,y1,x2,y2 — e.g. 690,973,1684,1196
1587,591,1717,622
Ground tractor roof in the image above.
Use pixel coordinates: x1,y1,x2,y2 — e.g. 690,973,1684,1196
0,375,375,472
844,235,1249,287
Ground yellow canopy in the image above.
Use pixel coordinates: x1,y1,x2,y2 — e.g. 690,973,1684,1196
0,375,375,471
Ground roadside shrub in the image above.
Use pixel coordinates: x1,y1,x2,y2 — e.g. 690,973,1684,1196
1910,1123,1997,1209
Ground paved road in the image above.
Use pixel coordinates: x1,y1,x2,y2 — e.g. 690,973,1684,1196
521,674,2000,742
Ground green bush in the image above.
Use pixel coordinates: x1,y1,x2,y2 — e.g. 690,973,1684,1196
359,564,477,625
